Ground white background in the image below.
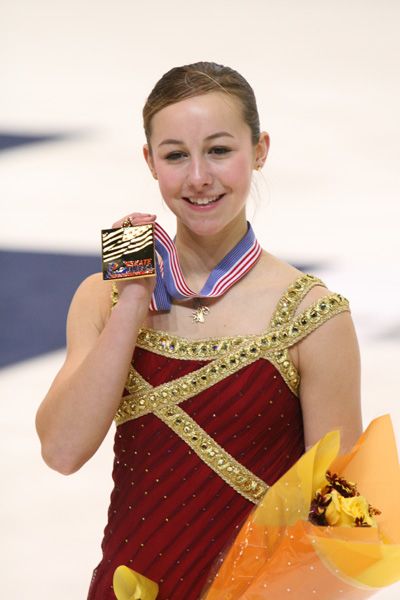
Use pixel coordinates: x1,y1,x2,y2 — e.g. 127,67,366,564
0,1,399,598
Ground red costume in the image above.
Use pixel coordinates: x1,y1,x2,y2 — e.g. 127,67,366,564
87,274,349,599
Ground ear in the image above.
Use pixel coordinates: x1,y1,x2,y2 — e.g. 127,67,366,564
143,144,158,180
253,132,270,170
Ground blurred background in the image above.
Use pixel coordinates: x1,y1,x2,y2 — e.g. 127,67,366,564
0,0,399,597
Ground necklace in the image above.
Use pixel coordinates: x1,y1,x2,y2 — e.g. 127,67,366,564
191,299,210,324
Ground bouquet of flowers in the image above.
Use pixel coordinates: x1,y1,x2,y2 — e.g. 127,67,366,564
113,415,400,599
201,414,400,599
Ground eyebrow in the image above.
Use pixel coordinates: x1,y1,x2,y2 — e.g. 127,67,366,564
158,131,235,148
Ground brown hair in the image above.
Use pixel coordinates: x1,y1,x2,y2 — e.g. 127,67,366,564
143,61,260,154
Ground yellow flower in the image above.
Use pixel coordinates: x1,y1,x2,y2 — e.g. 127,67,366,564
341,494,376,526
325,490,353,526
325,490,376,527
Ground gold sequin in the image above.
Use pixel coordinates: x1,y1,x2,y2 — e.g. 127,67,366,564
268,348,299,395
135,328,248,361
268,274,325,329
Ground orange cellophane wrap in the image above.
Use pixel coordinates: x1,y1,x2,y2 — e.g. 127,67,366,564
202,415,400,600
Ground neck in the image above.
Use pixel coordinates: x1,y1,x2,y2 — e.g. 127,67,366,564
174,215,249,293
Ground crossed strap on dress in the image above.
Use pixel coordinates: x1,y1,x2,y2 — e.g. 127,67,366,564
112,274,350,504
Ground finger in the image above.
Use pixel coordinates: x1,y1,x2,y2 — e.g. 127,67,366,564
112,213,157,228
129,212,156,219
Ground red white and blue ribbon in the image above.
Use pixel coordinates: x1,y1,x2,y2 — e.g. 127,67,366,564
150,221,262,311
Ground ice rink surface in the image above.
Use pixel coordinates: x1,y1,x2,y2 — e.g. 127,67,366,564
0,1,399,597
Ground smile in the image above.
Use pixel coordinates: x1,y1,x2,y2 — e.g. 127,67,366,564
183,194,225,206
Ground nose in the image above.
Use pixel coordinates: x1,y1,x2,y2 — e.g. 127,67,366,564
186,155,213,190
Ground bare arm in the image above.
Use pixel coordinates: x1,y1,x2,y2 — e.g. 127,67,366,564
35,213,156,474
295,291,363,453
35,274,152,474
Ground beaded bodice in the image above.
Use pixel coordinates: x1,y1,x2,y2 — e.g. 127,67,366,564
114,273,349,406
112,274,349,504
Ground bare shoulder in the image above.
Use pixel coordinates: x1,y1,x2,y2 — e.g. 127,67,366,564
260,252,347,315
253,252,308,307
258,253,362,450
260,253,355,358
71,271,111,307
258,251,304,289
298,307,358,362
291,272,354,350
291,276,359,397
255,252,331,310
67,272,114,334
295,295,362,452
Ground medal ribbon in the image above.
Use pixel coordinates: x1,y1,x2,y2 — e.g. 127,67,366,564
150,221,262,311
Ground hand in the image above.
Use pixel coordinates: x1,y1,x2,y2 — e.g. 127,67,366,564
111,212,157,309
112,212,157,229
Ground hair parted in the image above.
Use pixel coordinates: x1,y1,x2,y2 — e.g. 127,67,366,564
143,61,261,153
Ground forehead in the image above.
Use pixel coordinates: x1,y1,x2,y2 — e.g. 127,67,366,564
150,92,248,142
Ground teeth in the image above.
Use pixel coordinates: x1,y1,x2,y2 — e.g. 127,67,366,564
186,195,221,205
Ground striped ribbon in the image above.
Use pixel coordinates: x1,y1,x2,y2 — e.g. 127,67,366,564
150,221,262,311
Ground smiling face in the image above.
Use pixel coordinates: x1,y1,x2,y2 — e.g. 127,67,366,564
143,92,269,238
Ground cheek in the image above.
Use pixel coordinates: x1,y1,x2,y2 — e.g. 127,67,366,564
222,154,253,190
156,167,182,198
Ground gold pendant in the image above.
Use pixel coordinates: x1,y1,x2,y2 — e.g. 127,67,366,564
192,300,210,324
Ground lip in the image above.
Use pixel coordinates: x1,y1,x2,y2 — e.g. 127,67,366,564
182,193,225,210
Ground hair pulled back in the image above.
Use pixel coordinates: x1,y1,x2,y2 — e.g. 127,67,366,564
143,61,260,153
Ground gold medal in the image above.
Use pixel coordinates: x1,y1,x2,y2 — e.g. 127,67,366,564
101,223,156,281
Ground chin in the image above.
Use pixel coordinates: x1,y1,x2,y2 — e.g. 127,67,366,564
184,217,241,238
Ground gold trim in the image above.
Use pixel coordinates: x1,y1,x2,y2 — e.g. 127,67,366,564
134,293,349,360
135,328,249,361
279,293,350,350
268,348,300,395
115,339,265,424
266,292,350,391
153,402,268,504
116,348,299,425
112,274,326,361
268,274,325,329
266,274,327,393
115,293,350,425
116,369,268,504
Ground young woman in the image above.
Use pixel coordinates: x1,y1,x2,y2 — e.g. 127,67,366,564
36,62,362,599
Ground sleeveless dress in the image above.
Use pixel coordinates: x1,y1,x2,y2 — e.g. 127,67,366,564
87,274,350,600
